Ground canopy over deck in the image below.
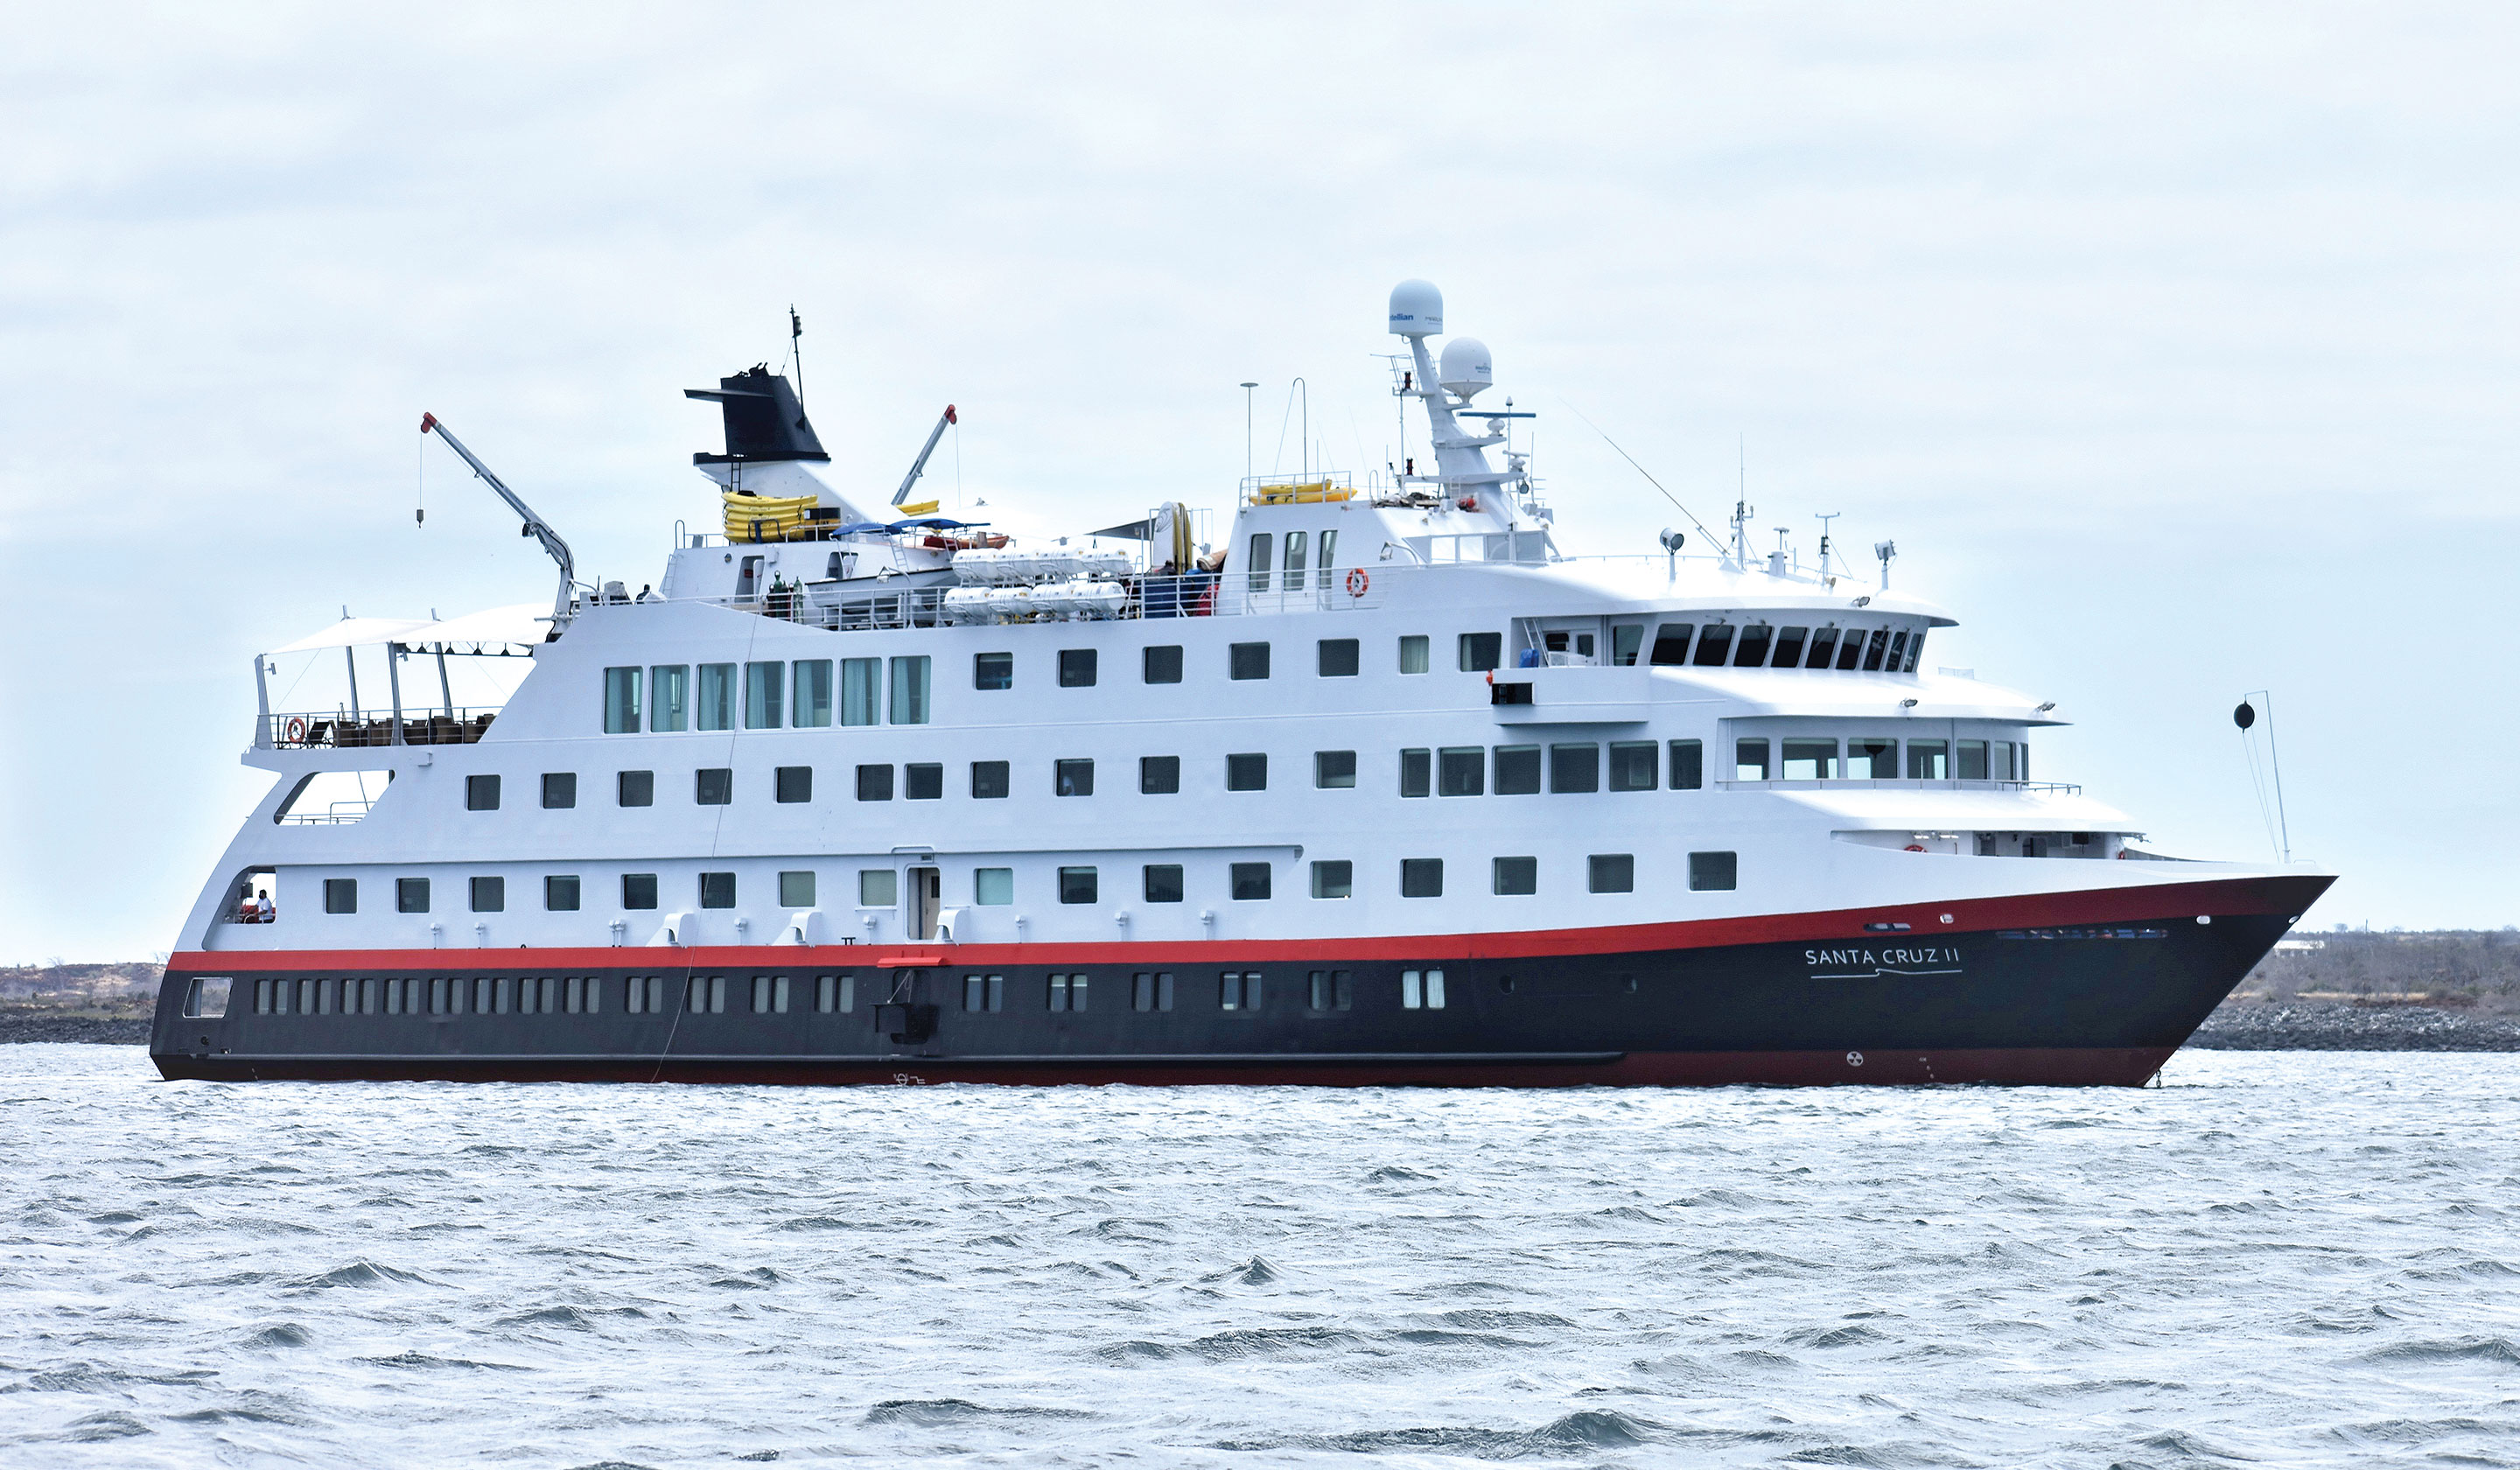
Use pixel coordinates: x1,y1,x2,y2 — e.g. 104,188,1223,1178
265,604,551,657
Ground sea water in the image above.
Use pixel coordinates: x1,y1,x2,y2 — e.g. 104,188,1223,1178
2,1046,2515,1467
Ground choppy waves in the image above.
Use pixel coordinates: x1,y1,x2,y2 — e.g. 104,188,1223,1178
2,1048,2516,1466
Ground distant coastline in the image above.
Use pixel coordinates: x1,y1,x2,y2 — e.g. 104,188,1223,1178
10,937,2517,1053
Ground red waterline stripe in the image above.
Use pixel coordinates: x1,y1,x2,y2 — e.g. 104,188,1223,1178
170,872,2329,976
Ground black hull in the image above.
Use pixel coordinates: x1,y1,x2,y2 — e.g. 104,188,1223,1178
151,874,2328,1088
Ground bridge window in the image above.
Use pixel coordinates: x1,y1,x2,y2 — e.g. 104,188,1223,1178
1493,856,1537,895
1650,624,1691,665
1782,738,1837,780
1054,759,1094,796
780,871,816,906
1837,632,1866,671
1670,739,1704,790
1908,740,1949,779
1847,737,1897,780
1904,631,1927,672
1692,626,1734,667
1319,639,1359,676
1735,738,1770,780
1733,626,1773,667
397,878,429,914
649,665,689,732
466,774,500,811
1400,858,1443,898
1884,630,1908,673
325,878,356,914
1494,745,1541,794
1958,739,1988,780
975,651,1012,690
1059,866,1100,904
618,770,654,807
1144,864,1183,903
1773,627,1808,668
1612,624,1645,666
1589,854,1634,893
1059,648,1098,688
603,668,640,732
1398,634,1430,674
1803,627,1839,668
696,663,736,730
1230,863,1270,900
793,660,833,727
1227,753,1267,792
1690,851,1739,891
542,773,576,808
1459,632,1502,672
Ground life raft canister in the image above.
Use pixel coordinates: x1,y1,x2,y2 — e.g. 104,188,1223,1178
1346,567,1369,598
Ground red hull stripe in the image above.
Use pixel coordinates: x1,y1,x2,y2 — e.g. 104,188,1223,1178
172,872,2328,976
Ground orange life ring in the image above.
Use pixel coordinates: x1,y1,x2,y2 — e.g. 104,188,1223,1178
284,717,307,744
1346,567,1369,597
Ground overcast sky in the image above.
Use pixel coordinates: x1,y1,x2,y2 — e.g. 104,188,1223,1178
4,2,2516,961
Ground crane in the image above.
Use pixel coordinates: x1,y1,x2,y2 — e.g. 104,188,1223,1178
420,412,579,626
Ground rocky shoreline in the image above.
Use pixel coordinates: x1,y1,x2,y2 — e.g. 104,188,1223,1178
10,1000,2516,1054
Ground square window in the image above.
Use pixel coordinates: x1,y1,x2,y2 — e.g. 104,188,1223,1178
1230,862,1270,900
1143,645,1183,683
325,877,357,914
972,760,1010,798
1400,858,1443,898
1060,866,1100,904
698,872,735,909
1438,747,1484,797
779,871,816,907
1459,632,1502,672
905,763,942,800
793,659,834,727
1400,748,1431,798
1144,864,1184,903
1139,755,1180,794
1494,745,1541,795
1670,739,1704,791
546,874,582,911
1318,639,1360,677
1226,752,1267,792
857,764,894,802
650,665,690,732
541,773,575,808
1608,742,1658,792
471,875,504,913
1550,743,1600,794
1059,648,1098,687
466,774,500,811
1588,854,1634,893
696,767,732,805
775,766,813,803
1689,851,1739,891
1055,759,1096,796
396,877,430,913
975,867,1012,905
1311,860,1352,899
1493,856,1537,895
975,651,1013,690
860,869,898,906
603,667,641,733
1229,642,1270,680
623,873,658,909
618,770,654,807
1314,750,1355,788
1398,634,1430,674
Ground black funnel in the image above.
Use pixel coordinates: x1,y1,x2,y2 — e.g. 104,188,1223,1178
687,365,828,464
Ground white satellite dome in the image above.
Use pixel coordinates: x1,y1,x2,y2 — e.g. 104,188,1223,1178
1438,337,1492,400
1388,279,1443,337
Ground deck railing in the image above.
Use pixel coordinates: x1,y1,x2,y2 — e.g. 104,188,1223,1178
267,708,499,749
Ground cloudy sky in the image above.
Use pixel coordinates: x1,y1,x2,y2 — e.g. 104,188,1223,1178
4,2,2516,960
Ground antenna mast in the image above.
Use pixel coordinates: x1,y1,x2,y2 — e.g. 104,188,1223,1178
788,306,805,409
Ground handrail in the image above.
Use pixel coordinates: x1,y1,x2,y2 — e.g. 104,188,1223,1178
267,708,500,749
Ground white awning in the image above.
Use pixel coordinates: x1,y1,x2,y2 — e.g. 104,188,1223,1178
409,603,553,653
266,604,553,657
266,617,439,655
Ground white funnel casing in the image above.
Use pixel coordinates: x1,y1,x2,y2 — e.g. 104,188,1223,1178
1388,279,1444,337
1438,337,1492,400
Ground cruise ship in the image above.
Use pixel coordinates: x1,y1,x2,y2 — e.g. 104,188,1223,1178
150,283,2331,1087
